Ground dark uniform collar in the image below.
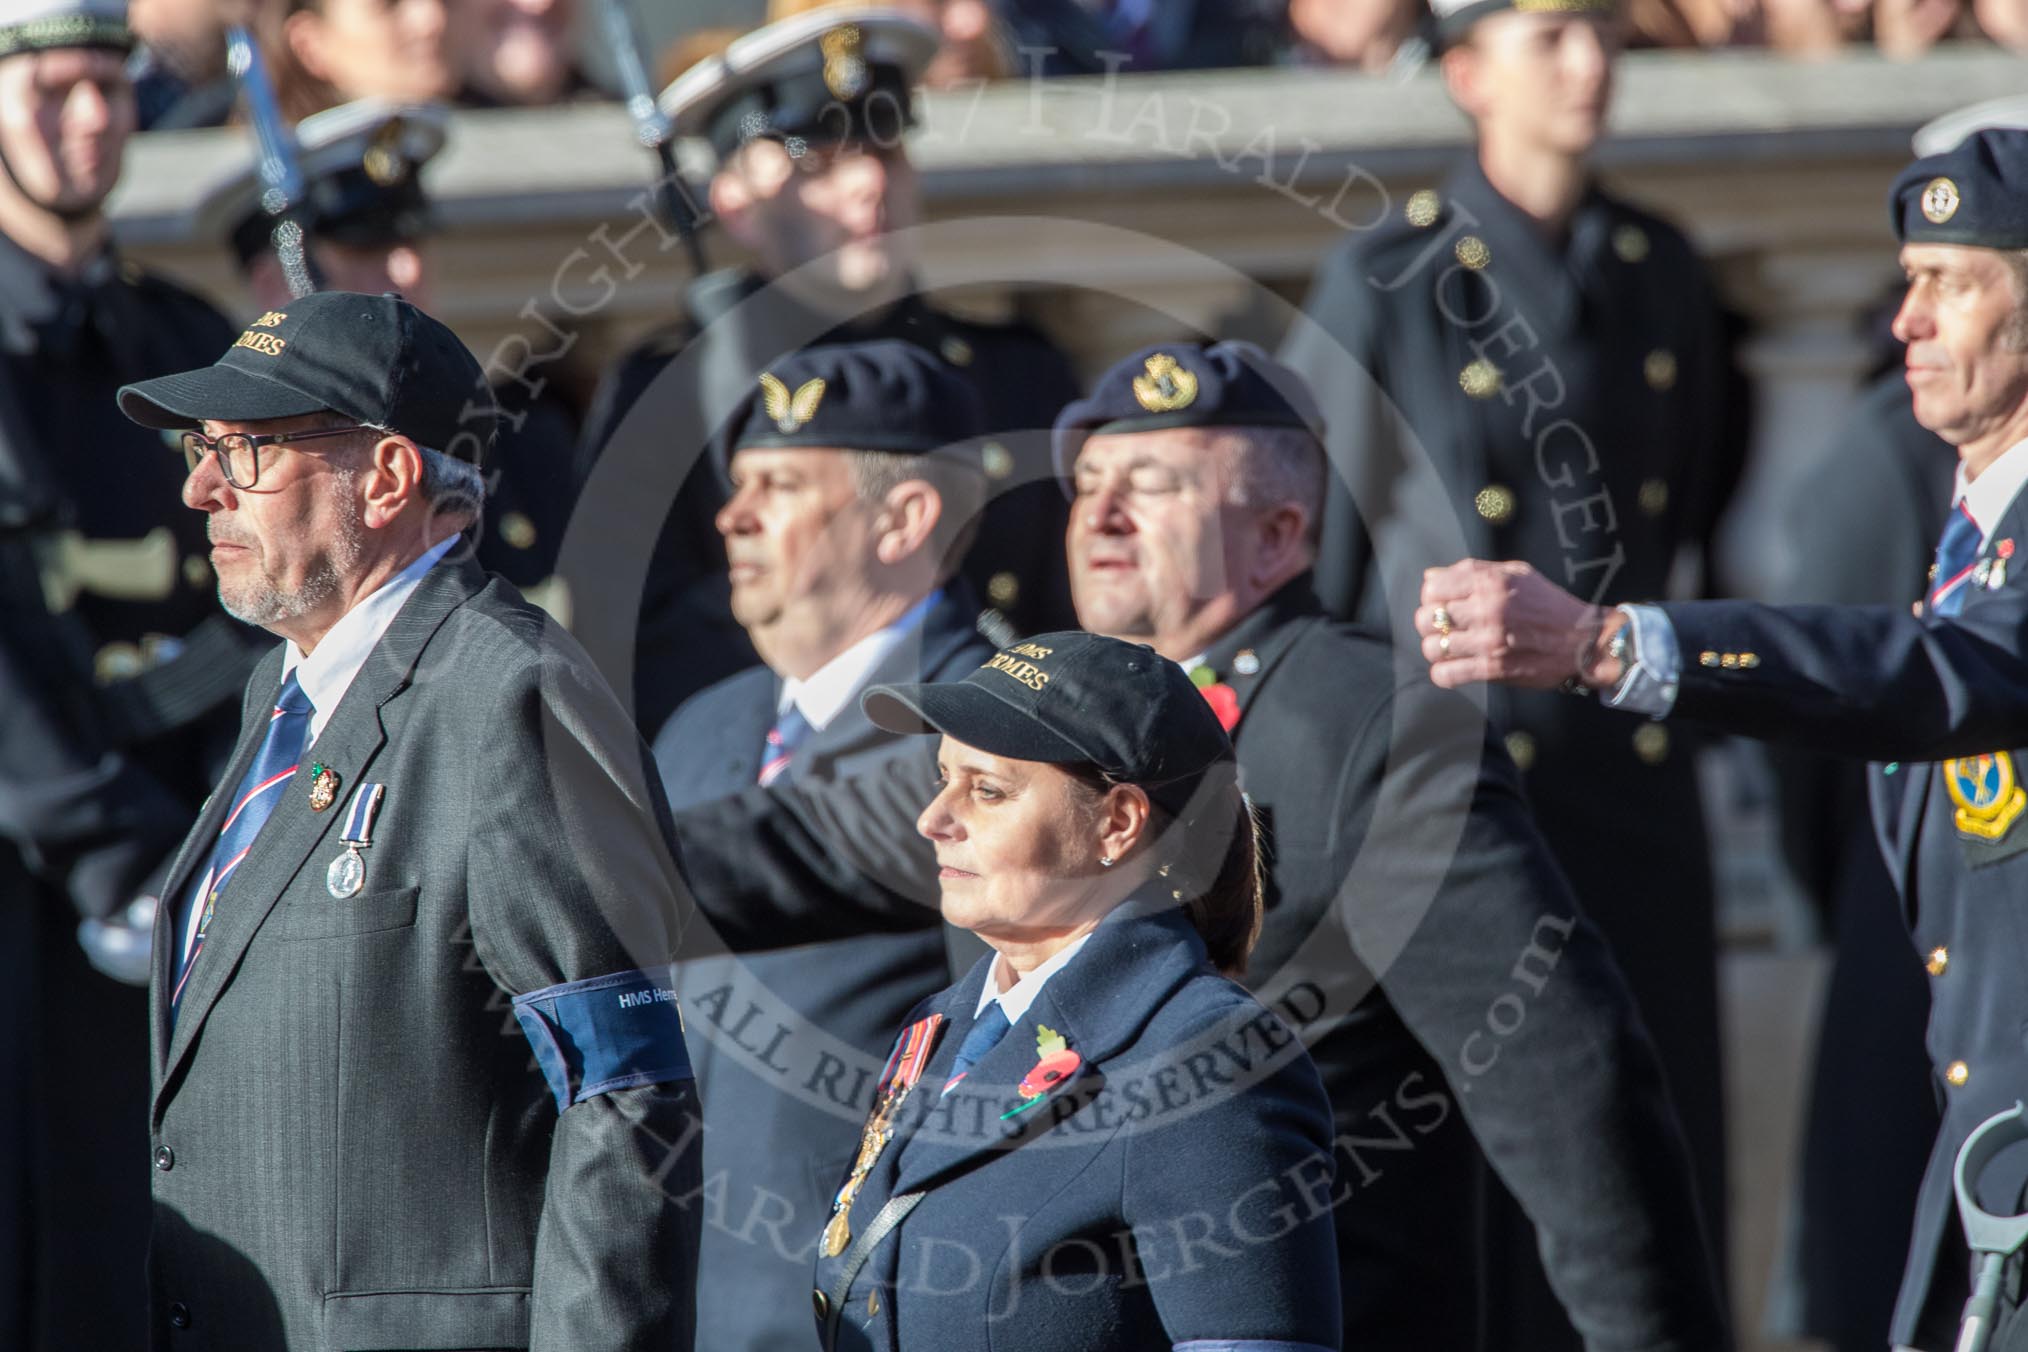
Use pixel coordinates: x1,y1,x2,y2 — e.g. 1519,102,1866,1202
1191,573,1325,719
1443,156,1617,337
684,265,950,350
0,229,122,356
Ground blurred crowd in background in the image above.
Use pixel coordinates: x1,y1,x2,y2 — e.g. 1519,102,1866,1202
125,0,2028,139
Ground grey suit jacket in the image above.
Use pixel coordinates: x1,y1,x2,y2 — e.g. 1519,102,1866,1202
146,556,701,1352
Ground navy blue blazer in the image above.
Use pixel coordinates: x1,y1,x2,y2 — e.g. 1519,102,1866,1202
811,902,1341,1352
1662,479,2028,1344
652,585,991,1352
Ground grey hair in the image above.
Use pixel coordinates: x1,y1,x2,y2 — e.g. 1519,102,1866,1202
1211,426,1327,550
2002,249,2028,352
414,444,487,516
351,416,487,518
844,448,984,582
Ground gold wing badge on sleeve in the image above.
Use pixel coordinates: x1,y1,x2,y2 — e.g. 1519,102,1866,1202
759,373,827,434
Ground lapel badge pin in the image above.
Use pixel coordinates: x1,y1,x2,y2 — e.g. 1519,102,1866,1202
307,762,340,812
326,783,385,898
1233,648,1261,677
1004,1025,1083,1120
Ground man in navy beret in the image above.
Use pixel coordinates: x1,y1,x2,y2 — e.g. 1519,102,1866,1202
574,6,1080,737
1054,339,1728,1349
648,338,997,1352
1422,126,2028,1351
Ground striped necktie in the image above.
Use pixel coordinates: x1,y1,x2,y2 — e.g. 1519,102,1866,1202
757,705,812,787
942,1001,1011,1096
171,672,314,1015
1930,502,1984,616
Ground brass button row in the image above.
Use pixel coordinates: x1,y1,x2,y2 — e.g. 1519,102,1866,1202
1501,726,1667,769
1698,651,1761,670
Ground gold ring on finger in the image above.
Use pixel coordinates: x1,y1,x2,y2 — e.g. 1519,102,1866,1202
1439,633,1452,658
1431,605,1453,634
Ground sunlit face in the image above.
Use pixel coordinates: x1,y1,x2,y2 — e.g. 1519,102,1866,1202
719,138,920,301
1446,11,1620,157
181,415,369,634
1894,243,2028,450
247,240,431,313
443,0,575,105
919,736,1113,940
289,0,454,103
716,446,884,649
0,48,134,216
1068,429,1257,645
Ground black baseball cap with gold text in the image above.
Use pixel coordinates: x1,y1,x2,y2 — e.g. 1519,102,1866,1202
116,291,495,463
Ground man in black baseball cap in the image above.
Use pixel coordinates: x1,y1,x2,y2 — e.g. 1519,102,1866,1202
129,287,702,1348
117,289,494,640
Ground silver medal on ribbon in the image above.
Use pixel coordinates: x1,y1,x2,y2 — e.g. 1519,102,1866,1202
326,783,385,899
327,848,365,898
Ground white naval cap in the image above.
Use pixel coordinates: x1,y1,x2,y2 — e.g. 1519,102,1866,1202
193,99,448,265
1915,95,2028,158
0,0,130,55
658,6,937,163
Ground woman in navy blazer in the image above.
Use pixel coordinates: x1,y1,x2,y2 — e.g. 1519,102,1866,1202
812,631,1342,1352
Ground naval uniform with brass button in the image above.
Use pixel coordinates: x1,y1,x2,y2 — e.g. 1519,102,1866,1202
1647,469,2028,1349
1765,368,1952,1351
0,229,254,1349
1282,156,1745,1307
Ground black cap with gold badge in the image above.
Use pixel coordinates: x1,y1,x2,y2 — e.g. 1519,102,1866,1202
658,6,938,164
715,338,985,474
1890,128,2028,251
1050,339,1323,484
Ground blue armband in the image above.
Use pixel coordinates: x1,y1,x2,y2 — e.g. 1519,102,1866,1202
510,964,693,1112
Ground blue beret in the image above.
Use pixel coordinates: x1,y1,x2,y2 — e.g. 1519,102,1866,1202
1052,340,1324,482
1890,128,2028,250
717,339,985,475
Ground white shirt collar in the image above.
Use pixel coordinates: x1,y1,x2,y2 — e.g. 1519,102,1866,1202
777,588,940,731
1953,437,2028,540
282,537,457,743
976,931,1094,1026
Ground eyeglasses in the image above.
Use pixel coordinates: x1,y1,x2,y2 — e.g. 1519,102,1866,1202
179,425,374,489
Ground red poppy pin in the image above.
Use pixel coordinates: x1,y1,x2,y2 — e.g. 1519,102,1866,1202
1187,665,1241,732
1002,1025,1082,1120
2001,539,2016,559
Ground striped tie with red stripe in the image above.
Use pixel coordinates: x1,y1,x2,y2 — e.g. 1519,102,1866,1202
171,672,314,1017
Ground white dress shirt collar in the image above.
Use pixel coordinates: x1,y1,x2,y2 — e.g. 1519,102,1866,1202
1954,437,2028,540
976,931,1094,1026
777,588,940,731
282,537,457,743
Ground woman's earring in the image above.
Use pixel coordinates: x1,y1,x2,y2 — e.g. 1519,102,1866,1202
1100,855,1115,868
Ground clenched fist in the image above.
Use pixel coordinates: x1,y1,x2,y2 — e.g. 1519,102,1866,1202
1414,559,1629,691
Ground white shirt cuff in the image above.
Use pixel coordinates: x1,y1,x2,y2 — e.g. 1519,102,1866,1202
1602,604,1679,717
